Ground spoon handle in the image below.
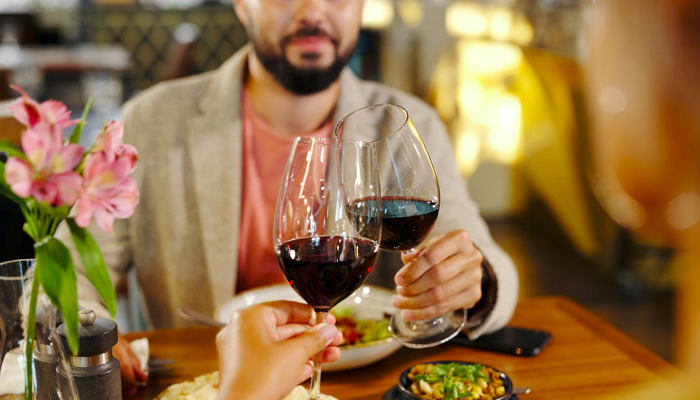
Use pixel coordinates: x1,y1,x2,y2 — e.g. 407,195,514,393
512,387,531,395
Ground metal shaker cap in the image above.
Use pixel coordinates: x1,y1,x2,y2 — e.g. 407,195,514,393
57,309,118,356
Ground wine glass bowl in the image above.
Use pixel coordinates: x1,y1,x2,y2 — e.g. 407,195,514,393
336,104,466,348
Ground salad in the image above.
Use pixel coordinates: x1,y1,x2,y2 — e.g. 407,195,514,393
407,363,506,400
330,306,392,346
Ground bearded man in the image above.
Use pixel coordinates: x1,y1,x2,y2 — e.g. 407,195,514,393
61,0,519,394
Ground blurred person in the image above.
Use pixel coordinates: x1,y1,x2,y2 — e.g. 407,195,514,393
58,0,519,393
586,0,700,397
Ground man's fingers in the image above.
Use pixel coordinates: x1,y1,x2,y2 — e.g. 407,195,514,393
393,263,481,309
395,231,470,286
401,286,482,321
397,253,469,296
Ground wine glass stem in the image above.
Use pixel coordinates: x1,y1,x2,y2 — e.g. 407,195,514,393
309,311,328,400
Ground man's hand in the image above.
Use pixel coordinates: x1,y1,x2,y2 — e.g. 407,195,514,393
392,230,484,321
215,301,343,400
114,335,148,396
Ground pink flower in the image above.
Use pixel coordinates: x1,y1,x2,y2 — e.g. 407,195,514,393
91,121,138,171
7,85,79,130
4,122,84,206
74,152,139,234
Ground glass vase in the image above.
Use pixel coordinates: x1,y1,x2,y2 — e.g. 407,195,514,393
0,259,79,400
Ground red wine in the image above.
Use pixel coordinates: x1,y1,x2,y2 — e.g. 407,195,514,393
347,197,439,251
276,236,379,311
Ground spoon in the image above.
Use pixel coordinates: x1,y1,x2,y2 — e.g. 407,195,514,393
177,307,226,327
512,387,531,396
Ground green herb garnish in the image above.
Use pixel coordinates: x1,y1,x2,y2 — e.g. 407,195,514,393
413,363,487,399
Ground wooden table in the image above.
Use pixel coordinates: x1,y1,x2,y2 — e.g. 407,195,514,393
125,297,675,400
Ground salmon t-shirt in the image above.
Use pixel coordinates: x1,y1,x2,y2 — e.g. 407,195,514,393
236,92,332,293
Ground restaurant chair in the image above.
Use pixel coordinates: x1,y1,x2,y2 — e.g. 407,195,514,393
163,23,201,81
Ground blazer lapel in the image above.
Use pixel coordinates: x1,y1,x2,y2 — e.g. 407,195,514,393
186,47,249,308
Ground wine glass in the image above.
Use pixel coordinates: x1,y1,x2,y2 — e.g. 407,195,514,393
336,104,466,348
274,137,382,400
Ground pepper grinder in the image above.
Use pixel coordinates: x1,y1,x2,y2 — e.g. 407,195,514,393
58,309,122,400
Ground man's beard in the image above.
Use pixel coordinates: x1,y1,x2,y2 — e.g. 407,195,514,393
249,27,356,95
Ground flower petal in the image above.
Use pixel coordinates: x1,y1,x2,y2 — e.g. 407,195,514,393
92,121,124,159
116,144,138,173
21,123,63,170
48,172,83,206
73,194,94,228
8,85,43,128
31,180,58,205
4,158,34,198
110,177,139,219
40,100,79,128
93,208,115,234
51,143,84,174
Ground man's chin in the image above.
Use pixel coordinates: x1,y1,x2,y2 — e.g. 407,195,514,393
286,53,335,70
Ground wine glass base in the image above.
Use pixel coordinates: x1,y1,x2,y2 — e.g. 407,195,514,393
389,308,467,349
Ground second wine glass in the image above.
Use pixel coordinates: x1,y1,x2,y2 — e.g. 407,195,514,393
274,137,382,400
336,104,466,348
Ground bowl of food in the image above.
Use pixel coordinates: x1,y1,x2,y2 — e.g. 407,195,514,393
217,284,402,371
397,361,527,400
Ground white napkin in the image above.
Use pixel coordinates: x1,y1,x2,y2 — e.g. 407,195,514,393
129,338,149,374
0,349,25,395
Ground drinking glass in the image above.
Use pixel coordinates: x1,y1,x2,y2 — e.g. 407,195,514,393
274,137,382,400
336,104,466,348
0,259,79,400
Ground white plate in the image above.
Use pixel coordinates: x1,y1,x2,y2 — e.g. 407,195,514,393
217,284,402,372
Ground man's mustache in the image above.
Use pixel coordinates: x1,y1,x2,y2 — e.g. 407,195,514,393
282,26,339,46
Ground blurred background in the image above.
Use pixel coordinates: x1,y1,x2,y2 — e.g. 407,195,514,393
0,0,675,363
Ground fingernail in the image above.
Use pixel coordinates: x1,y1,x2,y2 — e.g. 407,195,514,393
319,323,339,343
396,285,406,295
402,310,413,321
395,275,406,286
392,295,401,307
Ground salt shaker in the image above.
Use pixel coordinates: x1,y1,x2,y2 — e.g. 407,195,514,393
58,309,122,400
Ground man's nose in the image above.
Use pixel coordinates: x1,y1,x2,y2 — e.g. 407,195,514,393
294,0,326,26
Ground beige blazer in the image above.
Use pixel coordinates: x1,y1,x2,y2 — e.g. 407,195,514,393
60,46,518,339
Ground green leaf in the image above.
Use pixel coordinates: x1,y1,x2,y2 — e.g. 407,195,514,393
45,205,71,221
0,139,27,160
67,219,117,318
35,237,79,355
1,165,22,205
69,97,93,144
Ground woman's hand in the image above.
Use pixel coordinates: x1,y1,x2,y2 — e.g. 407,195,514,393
113,334,148,396
216,301,343,400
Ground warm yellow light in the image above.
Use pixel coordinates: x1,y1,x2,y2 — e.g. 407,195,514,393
397,0,424,28
458,77,485,117
459,40,522,75
486,94,522,164
489,7,514,41
362,0,395,29
510,14,534,45
456,126,482,176
446,2,488,38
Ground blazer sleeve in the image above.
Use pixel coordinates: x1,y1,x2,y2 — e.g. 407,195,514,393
420,109,520,339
